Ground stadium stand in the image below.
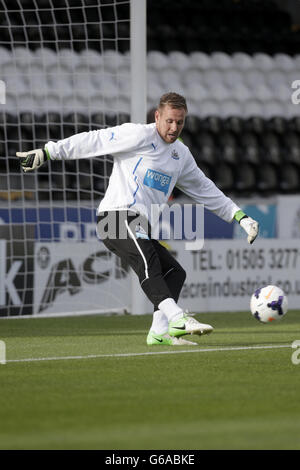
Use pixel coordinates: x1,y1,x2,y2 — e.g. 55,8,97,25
1,0,300,199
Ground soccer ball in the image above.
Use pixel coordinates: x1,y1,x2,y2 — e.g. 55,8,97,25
250,285,288,323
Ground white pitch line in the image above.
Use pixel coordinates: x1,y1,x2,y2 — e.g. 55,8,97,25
5,344,291,364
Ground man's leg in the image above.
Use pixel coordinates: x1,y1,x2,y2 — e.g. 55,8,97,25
97,212,212,344
147,240,213,339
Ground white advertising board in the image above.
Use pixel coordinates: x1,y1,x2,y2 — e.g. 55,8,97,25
34,242,130,316
171,239,300,312
277,195,300,239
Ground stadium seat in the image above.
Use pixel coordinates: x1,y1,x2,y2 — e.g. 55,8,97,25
0,46,11,68
231,52,253,71
266,70,286,89
274,53,295,72
223,116,244,135
230,83,252,102
210,52,233,71
263,101,286,119
270,82,292,102
243,100,264,118
168,51,190,73
219,100,243,118
234,163,256,194
194,131,218,166
213,162,234,193
284,131,300,166
182,68,203,87
202,69,222,88
244,69,267,90
287,101,300,118
278,163,300,193
252,52,275,72
184,115,202,134
147,51,169,71
79,48,106,71
254,83,274,102
244,116,265,135
219,131,239,165
147,81,165,104
239,131,261,166
185,82,208,103
208,82,230,101
262,132,282,165
57,48,80,72
267,116,287,135
34,48,58,71
198,99,220,118
222,69,244,89
188,51,211,70
201,115,223,134
13,46,35,70
101,50,128,73
256,163,278,193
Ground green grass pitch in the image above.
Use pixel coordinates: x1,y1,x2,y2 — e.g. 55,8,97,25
0,310,300,450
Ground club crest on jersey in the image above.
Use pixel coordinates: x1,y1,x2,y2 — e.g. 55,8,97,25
171,149,179,160
143,169,171,195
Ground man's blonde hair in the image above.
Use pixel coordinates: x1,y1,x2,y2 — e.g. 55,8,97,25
158,92,188,112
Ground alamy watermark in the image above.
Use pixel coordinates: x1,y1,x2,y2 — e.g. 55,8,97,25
96,203,204,251
0,340,6,365
0,80,5,104
291,80,300,105
291,340,300,365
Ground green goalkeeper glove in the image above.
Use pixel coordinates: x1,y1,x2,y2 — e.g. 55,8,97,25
234,210,259,244
16,148,49,173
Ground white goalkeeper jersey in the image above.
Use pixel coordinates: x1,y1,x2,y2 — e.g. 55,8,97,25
46,122,240,223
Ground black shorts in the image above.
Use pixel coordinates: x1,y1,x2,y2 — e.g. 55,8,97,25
96,210,186,309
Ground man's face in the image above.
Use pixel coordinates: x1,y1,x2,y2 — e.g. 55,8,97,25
155,105,186,144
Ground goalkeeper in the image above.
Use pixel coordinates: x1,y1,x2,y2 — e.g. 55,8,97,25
16,92,259,346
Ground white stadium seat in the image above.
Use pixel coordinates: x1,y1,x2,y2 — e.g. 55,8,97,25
147,81,165,102
79,49,105,71
287,70,300,88
255,83,274,101
182,68,204,87
210,52,233,70
0,46,11,66
222,69,244,88
243,69,266,90
101,50,128,73
270,83,291,102
274,53,295,72
231,52,253,71
230,82,252,101
202,69,223,88
168,51,190,72
293,54,300,69
198,99,220,117
263,100,286,118
219,99,243,118
266,70,287,89
242,99,264,118
13,46,35,70
185,82,208,102
207,82,230,101
252,53,275,72
230,83,253,102
34,48,58,71
287,100,300,117
188,51,211,70
57,48,80,72
147,51,169,71
0,47,298,119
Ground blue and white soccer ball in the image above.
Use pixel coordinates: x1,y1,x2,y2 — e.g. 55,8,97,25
250,285,288,323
